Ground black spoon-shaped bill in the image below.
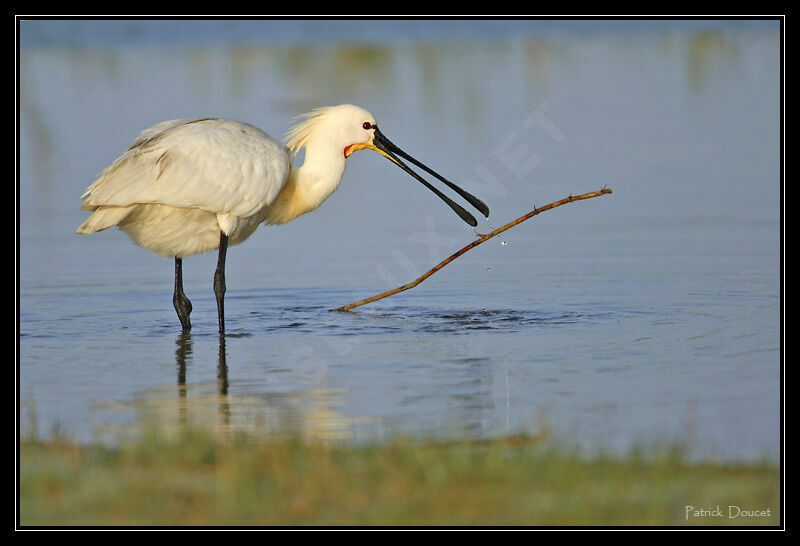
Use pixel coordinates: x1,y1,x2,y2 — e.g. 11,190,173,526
373,127,490,218
346,129,488,227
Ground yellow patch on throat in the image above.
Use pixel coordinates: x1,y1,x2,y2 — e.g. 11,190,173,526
343,142,399,165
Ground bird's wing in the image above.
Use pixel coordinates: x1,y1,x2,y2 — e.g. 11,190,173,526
80,118,290,219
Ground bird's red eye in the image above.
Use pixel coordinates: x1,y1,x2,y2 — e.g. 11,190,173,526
362,121,372,130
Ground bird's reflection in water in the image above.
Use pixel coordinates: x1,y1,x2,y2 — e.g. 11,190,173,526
175,331,192,426
216,334,230,427
174,331,230,430
166,330,381,441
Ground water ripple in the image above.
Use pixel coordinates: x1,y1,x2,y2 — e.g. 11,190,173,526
243,303,618,337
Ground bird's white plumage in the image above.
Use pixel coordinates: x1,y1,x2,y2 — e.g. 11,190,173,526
77,105,379,258
81,118,289,219
78,118,291,257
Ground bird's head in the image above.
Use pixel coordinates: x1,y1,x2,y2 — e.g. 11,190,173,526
285,104,375,159
285,104,489,226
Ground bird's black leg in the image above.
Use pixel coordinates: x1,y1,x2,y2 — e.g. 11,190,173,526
173,257,192,331
214,232,229,334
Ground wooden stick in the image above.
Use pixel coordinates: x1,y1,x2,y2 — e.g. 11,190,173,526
332,187,612,312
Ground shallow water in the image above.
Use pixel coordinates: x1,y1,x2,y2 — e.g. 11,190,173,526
19,19,781,462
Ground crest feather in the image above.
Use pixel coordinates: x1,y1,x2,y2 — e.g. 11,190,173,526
283,106,337,161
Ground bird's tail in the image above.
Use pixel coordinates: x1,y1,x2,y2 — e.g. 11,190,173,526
76,205,136,234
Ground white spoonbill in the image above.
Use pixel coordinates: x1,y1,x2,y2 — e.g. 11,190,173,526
77,104,489,333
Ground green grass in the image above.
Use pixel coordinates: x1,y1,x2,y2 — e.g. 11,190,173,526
19,426,780,527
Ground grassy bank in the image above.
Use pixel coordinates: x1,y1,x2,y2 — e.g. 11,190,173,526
19,427,780,527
